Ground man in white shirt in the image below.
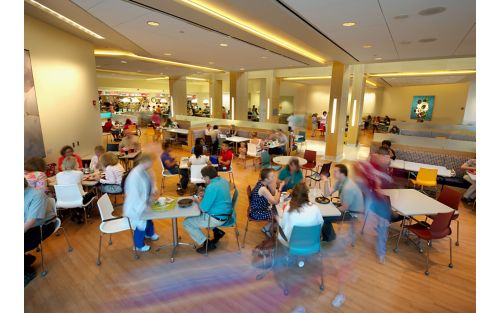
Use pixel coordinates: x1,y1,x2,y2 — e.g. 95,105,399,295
287,113,296,132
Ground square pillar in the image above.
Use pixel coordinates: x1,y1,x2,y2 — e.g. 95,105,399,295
346,65,366,145
168,76,187,116
209,75,223,118
229,71,249,121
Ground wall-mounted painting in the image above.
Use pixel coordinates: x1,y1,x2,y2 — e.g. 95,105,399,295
410,95,435,121
25,49,46,160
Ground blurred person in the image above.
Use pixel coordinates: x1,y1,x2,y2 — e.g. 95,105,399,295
311,113,318,137
389,125,400,134
278,158,304,191
161,140,179,175
119,129,141,151
381,140,396,160
57,145,83,172
178,145,212,195
24,157,48,192
287,113,296,132
229,124,238,136
238,142,247,160
103,118,114,132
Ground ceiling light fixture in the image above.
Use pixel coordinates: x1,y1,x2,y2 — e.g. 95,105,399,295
26,0,105,39
208,61,215,64
147,21,160,26
342,22,356,27
120,60,128,63
239,68,245,71
369,70,476,77
96,69,165,78
351,100,357,127
330,98,337,134
163,53,172,56
366,80,377,87
181,0,325,63
282,76,331,81
363,44,373,48
219,43,228,47
374,57,383,61
94,49,223,72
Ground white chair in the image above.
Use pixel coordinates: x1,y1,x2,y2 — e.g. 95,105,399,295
219,155,235,187
245,143,261,170
96,194,138,266
39,198,73,277
54,184,95,224
190,164,206,185
160,157,179,193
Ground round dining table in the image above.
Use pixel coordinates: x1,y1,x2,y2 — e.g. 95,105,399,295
273,156,307,167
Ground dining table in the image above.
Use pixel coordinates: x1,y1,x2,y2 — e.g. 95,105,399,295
273,155,307,167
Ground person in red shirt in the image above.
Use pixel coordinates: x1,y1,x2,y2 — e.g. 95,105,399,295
103,118,113,132
57,145,83,172
218,143,233,172
123,118,133,130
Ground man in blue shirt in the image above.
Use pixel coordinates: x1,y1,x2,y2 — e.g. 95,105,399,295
183,166,233,254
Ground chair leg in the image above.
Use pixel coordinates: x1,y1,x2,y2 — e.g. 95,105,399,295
108,234,113,245
161,176,165,194
284,254,290,296
455,220,460,246
393,218,406,253
425,240,430,275
448,236,454,269
361,211,369,234
96,232,103,266
242,218,250,248
60,226,73,252
234,226,241,254
39,227,47,277
205,217,211,256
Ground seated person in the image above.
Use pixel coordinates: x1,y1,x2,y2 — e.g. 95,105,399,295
99,152,125,194
119,129,141,151
278,158,304,191
211,125,220,154
384,115,391,125
250,132,262,148
250,168,285,238
161,141,180,174
178,145,212,195
57,145,83,172
389,125,400,134
320,164,364,242
238,142,247,159
123,118,133,130
461,159,476,202
103,118,114,132
277,182,324,247
218,142,233,171
381,140,396,160
56,156,96,224
24,157,48,192
24,178,57,284
89,145,105,172
183,166,233,254
191,138,209,154
229,124,238,136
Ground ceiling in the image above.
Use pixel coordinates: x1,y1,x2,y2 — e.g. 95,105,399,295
25,0,475,79
381,75,474,87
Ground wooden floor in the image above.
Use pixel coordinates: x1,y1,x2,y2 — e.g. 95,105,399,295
25,131,476,313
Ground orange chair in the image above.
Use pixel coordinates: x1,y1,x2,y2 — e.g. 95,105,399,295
409,168,438,195
427,186,462,246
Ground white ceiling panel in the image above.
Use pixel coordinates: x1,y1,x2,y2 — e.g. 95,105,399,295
454,24,476,56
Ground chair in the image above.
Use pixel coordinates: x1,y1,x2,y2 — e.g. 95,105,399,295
242,185,273,248
106,143,119,152
205,189,241,255
54,184,95,224
409,168,438,195
295,131,306,151
245,143,261,170
128,124,140,136
96,194,138,265
396,211,454,275
427,186,462,246
38,198,73,277
219,155,235,187
190,164,205,185
301,150,317,176
160,158,179,194
282,224,324,295
106,171,129,206
261,150,281,171
306,162,331,187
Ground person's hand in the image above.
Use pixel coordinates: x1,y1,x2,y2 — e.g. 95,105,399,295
278,180,285,191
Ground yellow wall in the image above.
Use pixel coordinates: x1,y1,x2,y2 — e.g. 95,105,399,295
25,15,101,162
380,83,469,124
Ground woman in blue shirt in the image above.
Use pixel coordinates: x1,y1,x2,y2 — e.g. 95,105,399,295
278,158,304,191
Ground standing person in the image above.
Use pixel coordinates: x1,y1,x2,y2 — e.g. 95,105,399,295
461,159,476,202
119,129,141,151
24,157,48,192
320,164,364,242
249,168,285,238
287,113,296,132
99,152,125,194
219,142,233,171
183,166,233,254
278,158,304,191
89,145,105,172
57,145,83,172
123,153,160,252
364,115,372,130
24,178,57,285
311,113,318,137
319,111,328,132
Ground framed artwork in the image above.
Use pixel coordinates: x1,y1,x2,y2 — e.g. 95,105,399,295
410,95,435,121
24,49,46,160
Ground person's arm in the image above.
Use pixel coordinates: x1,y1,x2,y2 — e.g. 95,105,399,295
321,176,338,197
259,183,284,205
199,185,216,214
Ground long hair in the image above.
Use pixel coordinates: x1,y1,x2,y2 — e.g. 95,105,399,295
100,152,119,168
288,182,310,213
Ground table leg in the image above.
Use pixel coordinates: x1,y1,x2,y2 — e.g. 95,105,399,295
156,217,194,263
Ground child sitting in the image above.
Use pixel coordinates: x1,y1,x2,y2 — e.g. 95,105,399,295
238,142,247,160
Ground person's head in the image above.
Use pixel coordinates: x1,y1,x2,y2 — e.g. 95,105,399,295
194,145,204,158
251,131,258,138
107,118,112,122
123,129,132,138
221,142,229,152
287,158,300,174
166,117,172,124
24,157,46,172
162,140,172,152
60,145,74,157
206,123,211,129
213,125,219,130
62,156,78,171
195,137,205,146
289,182,310,213
100,152,119,168
260,168,276,185
125,118,132,125
372,146,391,167
323,111,327,116
381,140,392,148
240,142,246,148
333,164,348,181
94,145,105,157
135,153,153,169
231,124,236,129
368,115,371,119
201,165,218,185
417,100,422,104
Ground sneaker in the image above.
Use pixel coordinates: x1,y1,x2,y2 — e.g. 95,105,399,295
145,234,159,241
332,294,346,308
378,255,385,264
135,245,151,252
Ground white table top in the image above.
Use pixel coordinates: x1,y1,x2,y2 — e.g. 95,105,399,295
381,189,454,216
47,174,100,187
277,188,341,217
273,156,307,166
224,136,250,143
141,197,201,220
113,151,142,160
389,160,452,177
163,128,189,135
179,157,218,169
265,141,285,149
390,159,405,170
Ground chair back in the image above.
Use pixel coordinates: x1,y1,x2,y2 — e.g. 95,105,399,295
190,164,205,183
107,143,119,152
416,168,438,182
261,150,271,165
288,224,322,256
303,150,317,165
247,143,259,157
222,189,239,227
54,185,83,208
297,131,306,142
319,162,332,177
97,194,115,221
437,186,461,211
429,211,454,239
231,189,239,210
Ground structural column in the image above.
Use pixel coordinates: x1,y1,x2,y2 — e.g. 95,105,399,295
346,64,366,145
229,71,249,121
258,78,267,122
209,75,223,118
168,76,187,116
325,62,350,161
266,71,281,123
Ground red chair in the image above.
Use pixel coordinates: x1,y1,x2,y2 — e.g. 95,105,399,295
398,211,454,275
427,186,461,246
301,150,317,177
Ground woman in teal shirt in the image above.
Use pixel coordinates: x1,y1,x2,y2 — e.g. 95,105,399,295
278,158,304,191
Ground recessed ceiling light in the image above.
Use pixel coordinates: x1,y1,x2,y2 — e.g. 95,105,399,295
96,65,101,68
147,21,160,27
208,61,214,64
261,56,268,59
137,70,141,72
419,7,446,16
342,22,356,27
160,72,164,75
179,30,185,34
239,68,245,71
363,44,373,49
394,14,409,20
374,57,383,61
219,43,228,47
121,60,127,64
419,38,437,43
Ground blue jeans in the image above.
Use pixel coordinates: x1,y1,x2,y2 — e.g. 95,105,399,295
375,216,390,257
133,220,155,248
167,165,180,175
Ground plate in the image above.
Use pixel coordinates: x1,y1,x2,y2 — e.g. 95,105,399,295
315,196,331,204
178,198,193,208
